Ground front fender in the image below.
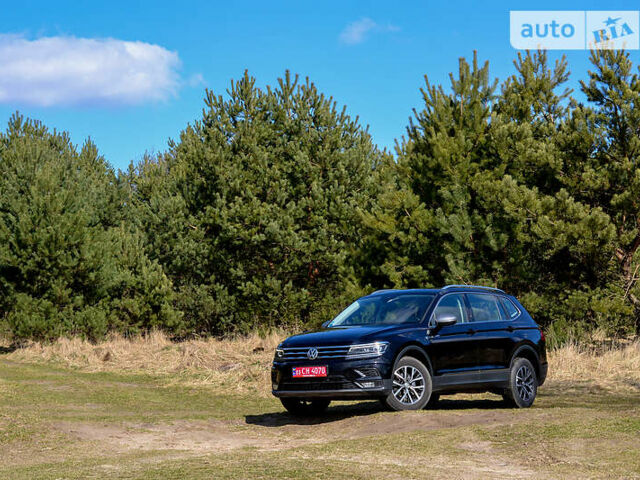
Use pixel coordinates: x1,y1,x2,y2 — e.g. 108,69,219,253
392,344,433,375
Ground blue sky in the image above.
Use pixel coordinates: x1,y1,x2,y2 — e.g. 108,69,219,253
1,0,639,170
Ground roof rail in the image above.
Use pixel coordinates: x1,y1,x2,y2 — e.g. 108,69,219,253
441,284,505,293
370,289,398,294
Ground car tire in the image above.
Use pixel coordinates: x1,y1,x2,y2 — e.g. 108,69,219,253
383,356,432,411
503,357,538,408
280,398,331,416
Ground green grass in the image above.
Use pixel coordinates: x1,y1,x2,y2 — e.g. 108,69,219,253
0,360,277,422
1,358,639,479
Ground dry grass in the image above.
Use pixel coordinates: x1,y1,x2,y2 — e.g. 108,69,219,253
4,331,640,395
4,330,282,396
547,339,640,391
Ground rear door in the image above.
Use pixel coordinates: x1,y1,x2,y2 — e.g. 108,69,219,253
466,293,512,370
427,293,478,374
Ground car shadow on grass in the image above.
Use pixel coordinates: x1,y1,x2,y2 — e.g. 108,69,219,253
245,396,513,426
245,400,384,426
431,396,511,410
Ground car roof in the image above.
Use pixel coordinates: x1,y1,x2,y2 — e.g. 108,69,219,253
365,288,440,297
365,285,506,298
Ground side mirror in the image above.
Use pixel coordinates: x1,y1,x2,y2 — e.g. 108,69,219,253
435,313,457,327
321,320,331,328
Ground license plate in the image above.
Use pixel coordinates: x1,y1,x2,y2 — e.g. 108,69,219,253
292,366,328,378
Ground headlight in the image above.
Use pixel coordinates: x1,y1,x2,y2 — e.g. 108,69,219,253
346,342,389,358
274,347,284,359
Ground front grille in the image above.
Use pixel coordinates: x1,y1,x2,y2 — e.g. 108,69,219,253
280,345,351,360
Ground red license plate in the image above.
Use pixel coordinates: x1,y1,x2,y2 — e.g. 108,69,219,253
292,366,328,378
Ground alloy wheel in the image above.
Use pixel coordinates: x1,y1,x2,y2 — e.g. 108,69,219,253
392,365,425,405
515,364,535,402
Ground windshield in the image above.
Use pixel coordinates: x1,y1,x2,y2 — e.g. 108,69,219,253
328,294,435,327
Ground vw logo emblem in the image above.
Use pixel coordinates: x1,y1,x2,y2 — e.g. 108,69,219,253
307,347,318,360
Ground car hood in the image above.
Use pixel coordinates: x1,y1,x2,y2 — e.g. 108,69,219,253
281,325,397,347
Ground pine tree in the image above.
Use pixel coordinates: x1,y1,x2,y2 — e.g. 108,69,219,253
362,51,625,340
0,114,180,341
362,52,501,288
567,50,640,333
127,72,385,334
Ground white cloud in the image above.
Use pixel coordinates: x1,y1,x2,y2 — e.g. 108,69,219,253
186,72,206,88
0,35,182,106
339,18,399,45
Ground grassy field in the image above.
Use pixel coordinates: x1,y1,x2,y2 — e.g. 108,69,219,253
0,334,638,479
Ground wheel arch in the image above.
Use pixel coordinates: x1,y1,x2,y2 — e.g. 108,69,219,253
510,343,540,378
392,343,433,375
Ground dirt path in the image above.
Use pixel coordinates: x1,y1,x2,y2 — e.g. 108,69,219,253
54,401,538,453
52,404,543,479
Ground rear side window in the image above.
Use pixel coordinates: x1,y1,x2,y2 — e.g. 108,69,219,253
500,297,520,319
467,294,504,322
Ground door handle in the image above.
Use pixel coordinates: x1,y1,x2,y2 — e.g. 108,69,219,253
466,328,476,335
506,326,514,332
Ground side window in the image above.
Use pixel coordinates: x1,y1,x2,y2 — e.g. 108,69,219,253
467,294,504,322
431,294,468,325
500,297,520,319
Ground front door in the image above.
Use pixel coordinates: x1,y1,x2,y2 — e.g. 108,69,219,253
427,293,478,375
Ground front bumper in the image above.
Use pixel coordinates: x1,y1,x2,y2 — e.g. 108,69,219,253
273,383,391,399
271,356,392,400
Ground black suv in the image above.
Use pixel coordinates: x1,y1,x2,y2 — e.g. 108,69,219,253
272,285,547,415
